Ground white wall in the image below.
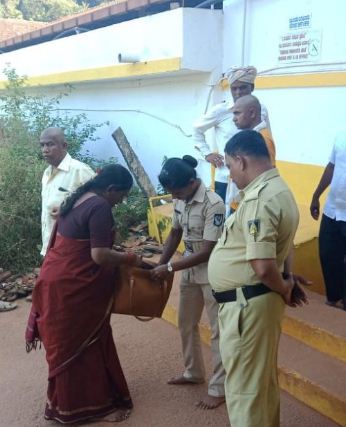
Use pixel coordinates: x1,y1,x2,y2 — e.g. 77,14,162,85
256,86,346,165
0,8,222,79
0,10,183,77
222,0,346,166
223,0,346,73
1,1,345,177
0,8,223,186
38,73,214,187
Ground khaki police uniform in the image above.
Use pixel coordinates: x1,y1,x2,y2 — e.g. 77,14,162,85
172,181,226,397
208,169,299,426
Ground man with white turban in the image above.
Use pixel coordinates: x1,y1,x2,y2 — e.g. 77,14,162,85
193,66,271,205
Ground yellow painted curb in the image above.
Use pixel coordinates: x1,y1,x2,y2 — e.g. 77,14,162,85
279,368,346,427
282,315,346,363
162,304,178,327
162,303,346,426
162,303,211,346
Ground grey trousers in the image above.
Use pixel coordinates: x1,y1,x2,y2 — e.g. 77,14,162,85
178,279,225,397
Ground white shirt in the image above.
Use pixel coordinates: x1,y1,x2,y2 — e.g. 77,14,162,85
41,153,95,255
193,101,270,183
324,131,346,221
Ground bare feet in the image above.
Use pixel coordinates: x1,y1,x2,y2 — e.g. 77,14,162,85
195,395,225,410
325,300,344,310
113,409,131,422
167,375,204,385
101,408,131,422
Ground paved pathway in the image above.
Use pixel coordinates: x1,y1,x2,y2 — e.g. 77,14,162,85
0,300,338,427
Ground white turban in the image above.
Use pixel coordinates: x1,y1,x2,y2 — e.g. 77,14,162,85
226,66,257,85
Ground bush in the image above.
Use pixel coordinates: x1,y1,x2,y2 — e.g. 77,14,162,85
0,68,149,273
0,67,105,166
0,136,44,271
0,68,101,272
113,186,149,243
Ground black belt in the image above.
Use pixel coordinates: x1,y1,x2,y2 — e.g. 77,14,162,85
212,283,272,303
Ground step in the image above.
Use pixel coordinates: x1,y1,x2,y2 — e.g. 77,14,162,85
279,335,346,426
157,254,346,362
161,271,346,426
284,290,346,363
163,270,346,359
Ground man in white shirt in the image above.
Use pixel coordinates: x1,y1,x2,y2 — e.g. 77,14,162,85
193,66,270,202
40,127,95,256
310,131,346,310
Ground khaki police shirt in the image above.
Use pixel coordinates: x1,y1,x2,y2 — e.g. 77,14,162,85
208,168,299,292
172,181,225,284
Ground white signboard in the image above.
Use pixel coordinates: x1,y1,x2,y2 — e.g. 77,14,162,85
289,15,310,30
278,29,322,64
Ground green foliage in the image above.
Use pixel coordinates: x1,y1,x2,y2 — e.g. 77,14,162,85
0,0,22,19
0,68,149,272
0,137,44,271
0,68,106,272
113,187,149,243
0,67,106,166
0,0,112,21
19,0,84,22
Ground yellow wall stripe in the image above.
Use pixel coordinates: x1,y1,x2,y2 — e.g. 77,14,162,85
221,71,346,90
1,58,344,90
256,71,346,89
0,57,182,89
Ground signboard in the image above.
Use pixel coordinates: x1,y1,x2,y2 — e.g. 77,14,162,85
289,15,310,30
278,29,322,64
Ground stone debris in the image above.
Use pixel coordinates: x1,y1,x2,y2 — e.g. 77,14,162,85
118,223,162,258
129,222,148,233
0,222,162,305
0,269,39,303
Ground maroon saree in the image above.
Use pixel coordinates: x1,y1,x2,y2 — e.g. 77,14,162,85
26,231,132,424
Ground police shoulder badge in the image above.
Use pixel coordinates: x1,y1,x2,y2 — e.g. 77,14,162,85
213,213,224,227
248,219,260,236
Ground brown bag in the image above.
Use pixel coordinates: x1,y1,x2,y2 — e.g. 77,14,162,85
112,262,174,319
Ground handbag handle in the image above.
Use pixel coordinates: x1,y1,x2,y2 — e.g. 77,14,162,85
135,316,155,322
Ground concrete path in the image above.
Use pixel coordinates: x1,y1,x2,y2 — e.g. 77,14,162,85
0,300,338,427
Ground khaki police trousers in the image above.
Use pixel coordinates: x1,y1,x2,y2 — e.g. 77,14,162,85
178,279,225,397
218,288,285,427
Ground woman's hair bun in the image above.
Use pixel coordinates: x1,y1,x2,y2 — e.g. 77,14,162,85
182,155,198,168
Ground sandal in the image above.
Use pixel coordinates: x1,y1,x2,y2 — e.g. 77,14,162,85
0,301,17,312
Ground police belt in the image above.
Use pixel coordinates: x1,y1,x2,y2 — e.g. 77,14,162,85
212,283,272,303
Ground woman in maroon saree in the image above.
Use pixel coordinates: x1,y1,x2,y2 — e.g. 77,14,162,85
26,165,141,424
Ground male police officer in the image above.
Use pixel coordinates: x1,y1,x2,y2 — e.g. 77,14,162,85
208,130,305,426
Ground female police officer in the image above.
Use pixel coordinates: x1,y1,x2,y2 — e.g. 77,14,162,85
151,155,226,410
